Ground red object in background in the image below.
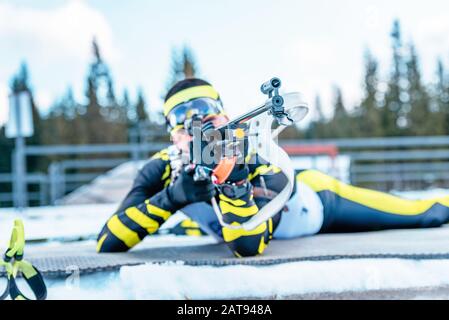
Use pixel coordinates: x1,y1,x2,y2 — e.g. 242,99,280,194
282,144,339,176
281,144,339,159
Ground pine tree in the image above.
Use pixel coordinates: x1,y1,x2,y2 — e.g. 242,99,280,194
306,95,327,139
358,50,383,137
383,20,407,136
120,89,132,124
82,39,126,144
431,59,449,135
164,45,199,97
439,60,449,128
84,67,104,143
59,87,78,120
43,88,80,145
181,46,197,79
406,43,433,135
11,63,29,92
329,87,351,138
135,89,149,123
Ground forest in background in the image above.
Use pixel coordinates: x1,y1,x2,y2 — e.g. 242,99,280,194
1,19,449,176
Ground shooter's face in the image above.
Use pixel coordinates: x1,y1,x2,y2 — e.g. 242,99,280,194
171,129,192,153
171,114,229,153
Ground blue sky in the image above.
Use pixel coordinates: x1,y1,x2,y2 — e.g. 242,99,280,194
1,0,449,127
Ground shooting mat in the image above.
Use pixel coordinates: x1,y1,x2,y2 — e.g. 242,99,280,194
4,226,449,278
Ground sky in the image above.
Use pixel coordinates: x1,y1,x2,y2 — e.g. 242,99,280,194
1,0,449,127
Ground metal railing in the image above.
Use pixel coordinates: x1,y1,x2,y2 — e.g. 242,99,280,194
282,136,449,190
2,136,449,208
282,136,449,149
48,158,130,204
0,173,48,206
1,142,169,207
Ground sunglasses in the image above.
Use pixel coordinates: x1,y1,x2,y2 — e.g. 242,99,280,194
166,97,224,131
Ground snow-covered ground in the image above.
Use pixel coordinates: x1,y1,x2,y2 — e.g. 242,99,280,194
3,188,449,300
0,203,116,243
61,161,144,205
0,202,197,244
41,259,449,300
2,187,448,243
60,156,350,206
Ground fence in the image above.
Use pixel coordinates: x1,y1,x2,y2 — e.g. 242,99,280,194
2,136,449,208
0,143,168,207
282,136,449,190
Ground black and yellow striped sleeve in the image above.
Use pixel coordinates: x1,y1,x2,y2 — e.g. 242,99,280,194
218,191,273,258
216,152,286,258
97,149,175,252
245,152,288,232
246,152,288,195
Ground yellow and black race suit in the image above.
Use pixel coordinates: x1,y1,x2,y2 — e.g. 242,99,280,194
97,149,288,257
97,149,449,257
296,170,449,233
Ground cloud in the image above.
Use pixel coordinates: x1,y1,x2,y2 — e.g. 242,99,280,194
35,91,53,112
280,39,364,117
414,14,449,73
415,14,449,46
0,0,119,63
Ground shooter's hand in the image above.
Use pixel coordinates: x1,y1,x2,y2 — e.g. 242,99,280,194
215,163,251,200
226,163,250,183
167,165,216,209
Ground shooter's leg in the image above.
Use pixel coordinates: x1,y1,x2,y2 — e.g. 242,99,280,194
297,170,449,233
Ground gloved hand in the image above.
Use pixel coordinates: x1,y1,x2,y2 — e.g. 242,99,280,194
167,166,216,209
216,163,251,200
226,163,250,183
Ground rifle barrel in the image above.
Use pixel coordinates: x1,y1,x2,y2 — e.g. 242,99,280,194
216,103,269,134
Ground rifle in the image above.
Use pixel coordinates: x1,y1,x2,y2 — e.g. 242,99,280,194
188,77,309,230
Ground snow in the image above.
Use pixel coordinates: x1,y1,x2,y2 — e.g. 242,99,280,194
61,161,145,205
1,187,445,243
60,155,350,206
0,203,116,243
37,259,449,299
0,202,199,244
3,188,449,299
